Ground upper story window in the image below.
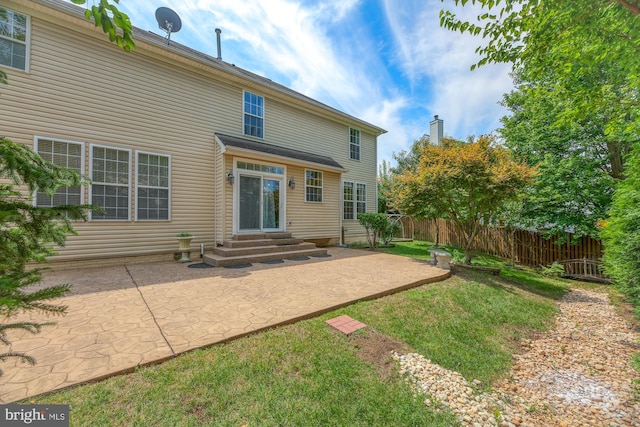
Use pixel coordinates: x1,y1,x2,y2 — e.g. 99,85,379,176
349,128,360,160
91,146,131,220
0,7,28,71
243,91,264,138
305,169,323,203
35,138,83,207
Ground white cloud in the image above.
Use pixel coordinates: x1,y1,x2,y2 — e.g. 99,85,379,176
359,97,414,165
384,0,514,142
74,0,513,166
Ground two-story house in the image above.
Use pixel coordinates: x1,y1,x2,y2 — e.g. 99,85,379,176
0,0,386,267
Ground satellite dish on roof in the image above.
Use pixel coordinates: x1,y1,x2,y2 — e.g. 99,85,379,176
155,7,182,45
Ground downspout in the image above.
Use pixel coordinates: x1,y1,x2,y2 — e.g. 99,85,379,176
339,176,343,246
213,139,218,246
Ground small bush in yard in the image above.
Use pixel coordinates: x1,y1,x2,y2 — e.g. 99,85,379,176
358,213,393,249
541,262,565,278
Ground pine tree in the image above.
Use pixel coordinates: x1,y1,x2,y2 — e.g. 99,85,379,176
0,137,92,375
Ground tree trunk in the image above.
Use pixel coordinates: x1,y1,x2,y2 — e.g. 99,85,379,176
463,221,481,265
607,140,628,179
464,244,473,265
434,221,440,248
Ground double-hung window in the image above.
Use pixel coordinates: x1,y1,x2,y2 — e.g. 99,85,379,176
349,128,360,160
343,182,354,219
35,139,83,207
243,91,264,138
91,146,131,220
356,183,366,214
136,152,170,220
343,181,366,219
0,7,28,71
305,170,323,203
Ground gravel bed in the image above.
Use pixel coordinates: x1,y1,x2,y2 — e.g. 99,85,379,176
393,289,640,426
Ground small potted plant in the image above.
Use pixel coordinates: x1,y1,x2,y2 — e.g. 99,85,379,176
176,233,193,262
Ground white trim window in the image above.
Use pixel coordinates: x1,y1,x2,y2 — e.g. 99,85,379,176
90,145,131,220
343,181,366,219
349,128,360,161
0,6,29,71
356,183,366,215
35,138,84,207
243,91,264,138
343,181,354,219
136,151,170,220
305,169,323,203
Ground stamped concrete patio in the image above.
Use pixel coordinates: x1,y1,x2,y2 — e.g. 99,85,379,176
0,248,449,403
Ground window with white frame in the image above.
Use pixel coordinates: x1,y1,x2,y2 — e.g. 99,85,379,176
136,152,170,220
91,146,130,220
305,169,323,203
243,91,264,138
349,128,360,160
343,181,354,219
356,183,366,214
343,181,366,219
35,139,83,207
0,6,28,71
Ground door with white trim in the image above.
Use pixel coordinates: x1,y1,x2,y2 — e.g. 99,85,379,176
235,160,285,233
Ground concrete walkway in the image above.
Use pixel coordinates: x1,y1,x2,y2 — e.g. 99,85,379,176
0,248,449,403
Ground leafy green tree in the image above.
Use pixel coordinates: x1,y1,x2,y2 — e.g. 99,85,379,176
71,0,135,51
390,136,453,247
601,150,640,314
441,0,639,169
377,160,394,214
500,69,617,238
392,136,536,264
441,0,640,307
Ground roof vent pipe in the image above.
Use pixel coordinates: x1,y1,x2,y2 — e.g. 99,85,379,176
215,28,222,60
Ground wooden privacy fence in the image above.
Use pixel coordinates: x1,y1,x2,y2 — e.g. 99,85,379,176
399,218,604,268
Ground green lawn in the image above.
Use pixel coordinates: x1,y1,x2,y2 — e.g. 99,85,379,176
32,241,598,426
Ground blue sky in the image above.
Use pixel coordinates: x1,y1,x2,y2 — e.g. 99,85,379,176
84,0,514,166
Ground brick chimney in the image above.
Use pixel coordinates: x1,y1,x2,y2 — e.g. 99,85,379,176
429,115,443,145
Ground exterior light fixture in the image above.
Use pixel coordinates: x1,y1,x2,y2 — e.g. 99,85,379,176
227,171,234,185
288,177,295,190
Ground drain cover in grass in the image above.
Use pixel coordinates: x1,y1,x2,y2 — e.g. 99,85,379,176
288,256,310,261
187,262,214,269
224,263,253,269
261,259,285,264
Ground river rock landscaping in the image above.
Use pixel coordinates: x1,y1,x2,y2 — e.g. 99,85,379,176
393,288,640,426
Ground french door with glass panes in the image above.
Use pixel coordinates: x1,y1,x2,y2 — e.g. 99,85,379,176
237,174,282,232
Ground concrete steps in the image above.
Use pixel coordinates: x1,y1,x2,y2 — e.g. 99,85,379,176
203,232,328,267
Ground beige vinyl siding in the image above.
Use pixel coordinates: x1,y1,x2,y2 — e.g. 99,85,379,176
263,98,377,243
223,155,234,241
2,15,223,260
284,165,341,240
213,142,224,246
341,130,378,244
221,157,341,242
2,0,381,261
